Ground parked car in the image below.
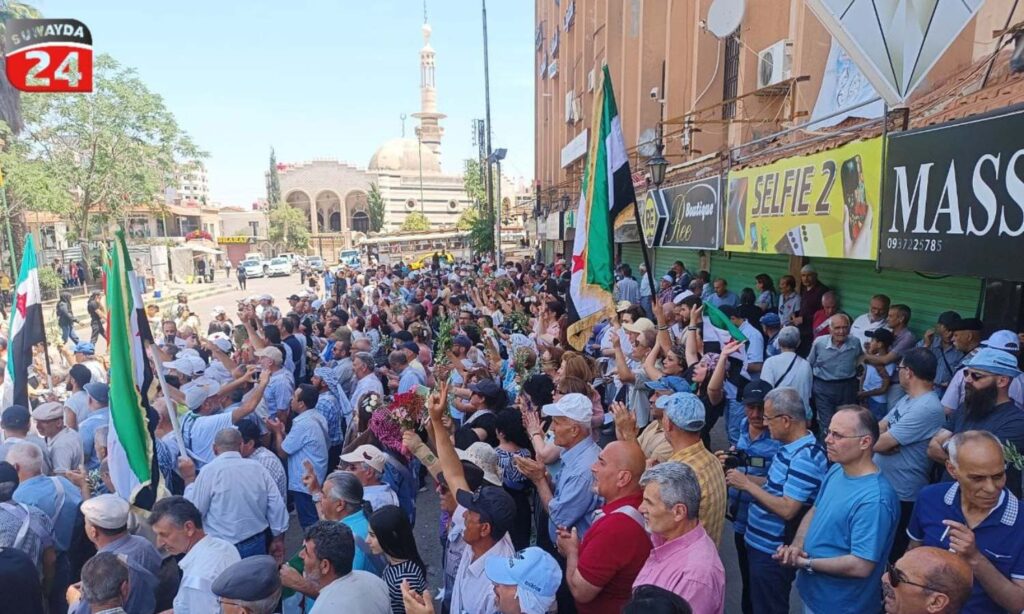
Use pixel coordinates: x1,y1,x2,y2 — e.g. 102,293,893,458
338,249,361,268
241,258,264,278
267,257,291,277
307,256,325,273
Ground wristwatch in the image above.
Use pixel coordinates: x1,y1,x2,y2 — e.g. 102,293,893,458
803,558,814,574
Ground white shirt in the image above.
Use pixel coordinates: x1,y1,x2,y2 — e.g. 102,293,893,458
364,483,399,512
739,320,765,365
82,360,107,384
46,427,83,473
850,313,887,351
351,373,384,413
311,570,390,614
174,535,240,614
183,451,288,543
450,526,516,614
64,390,91,426
760,351,814,418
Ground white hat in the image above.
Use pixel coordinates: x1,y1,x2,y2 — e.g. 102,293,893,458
259,294,273,302
184,378,221,411
255,346,284,366
185,356,207,375
800,264,817,274
31,401,64,421
81,494,130,529
457,442,502,486
542,393,593,424
164,358,197,377
177,348,201,359
340,444,387,473
982,329,1021,353
208,332,233,353
211,306,225,316
623,318,655,334
672,290,695,305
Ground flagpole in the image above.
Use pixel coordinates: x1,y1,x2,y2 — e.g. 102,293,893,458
0,164,18,280
147,342,188,458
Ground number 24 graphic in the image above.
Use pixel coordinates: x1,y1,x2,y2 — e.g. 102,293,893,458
24,49,83,88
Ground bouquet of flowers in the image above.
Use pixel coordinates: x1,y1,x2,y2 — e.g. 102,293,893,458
434,316,455,366
386,390,427,431
505,310,530,335
360,393,382,416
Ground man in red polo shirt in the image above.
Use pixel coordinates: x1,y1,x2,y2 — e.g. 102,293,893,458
555,440,651,614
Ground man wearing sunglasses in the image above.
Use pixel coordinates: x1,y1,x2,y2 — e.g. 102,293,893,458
882,546,972,614
927,347,1024,498
908,431,1024,613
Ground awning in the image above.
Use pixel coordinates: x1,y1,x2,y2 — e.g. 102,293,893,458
185,245,223,255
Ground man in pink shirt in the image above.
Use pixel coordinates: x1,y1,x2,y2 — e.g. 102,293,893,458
635,461,726,614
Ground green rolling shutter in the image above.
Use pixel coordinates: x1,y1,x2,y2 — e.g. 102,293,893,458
708,251,790,294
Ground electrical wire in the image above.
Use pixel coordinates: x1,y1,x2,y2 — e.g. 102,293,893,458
694,38,723,106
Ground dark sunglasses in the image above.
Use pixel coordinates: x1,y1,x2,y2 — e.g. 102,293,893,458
965,370,994,381
886,563,942,593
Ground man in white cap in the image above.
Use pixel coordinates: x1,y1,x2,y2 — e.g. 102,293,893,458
179,370,267,468
201,333,237,385
340,444,400,512
80,494,162,576
32,401,82,474
180,428,288,559
514,393,600,544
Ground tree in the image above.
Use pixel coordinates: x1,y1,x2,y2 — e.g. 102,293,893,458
267,147,281,206
10,54,203,281
462,159,495,254
268,205,309,251
456,207,477,231
400,211,430,232
367,182,386,232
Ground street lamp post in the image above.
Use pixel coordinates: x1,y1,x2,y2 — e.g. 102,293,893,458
488,148,507,268
647,121,668,188
481,0,496,262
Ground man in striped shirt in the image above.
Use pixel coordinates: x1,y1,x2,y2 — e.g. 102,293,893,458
725,387,828,614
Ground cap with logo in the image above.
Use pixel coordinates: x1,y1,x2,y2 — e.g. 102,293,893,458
741,380,773,405
484,546,562,605
981,330,1020,353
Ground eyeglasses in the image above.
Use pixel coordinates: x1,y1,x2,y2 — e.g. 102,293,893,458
824,430,868,440
965,370,994,381
886,563,943,593
763,414,787,422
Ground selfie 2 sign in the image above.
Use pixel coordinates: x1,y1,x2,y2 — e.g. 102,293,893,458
4,19,93,93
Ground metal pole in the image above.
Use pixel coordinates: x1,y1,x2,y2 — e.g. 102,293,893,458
481,0,495,261
495,160,502,267
0,167,18,279
418,136,425,214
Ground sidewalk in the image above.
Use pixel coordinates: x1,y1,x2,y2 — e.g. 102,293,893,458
42,273,238,319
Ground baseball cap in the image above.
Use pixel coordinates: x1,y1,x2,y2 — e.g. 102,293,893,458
207,332,233,353
211,306,225,316
254,346,284,366
936,311,962,328
453,335,472,348
184,379,222,411
644,375,691,393
469,379,503,400
541,393,593,423
456,442,502,486
741,380,773,405
865,328,895,346
760,313,781,328
657,392,706,432
615,300,632,313
485,547,562,609
80,494,130,529
84,382,110,405
981,330,1020,353
73,341,96,355
623,318,655,334
950,317,984,332
965,347,1022,378
30,402,64,421
287,294,300,301
400,341,420,354
340,444,387,473
0,405,30,429
163,358,197,377
456,486,516,536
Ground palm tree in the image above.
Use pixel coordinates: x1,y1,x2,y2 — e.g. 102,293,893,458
0,2,44,274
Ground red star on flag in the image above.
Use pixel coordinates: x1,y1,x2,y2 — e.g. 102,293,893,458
15,291,26,317
571,254,585,274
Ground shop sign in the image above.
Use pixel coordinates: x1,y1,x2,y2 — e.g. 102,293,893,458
660,176,721,249
217,236,252,244
723,137,882,259
879,105,1024,280
546,211,563,239
560,129,588,168
639,189,669,248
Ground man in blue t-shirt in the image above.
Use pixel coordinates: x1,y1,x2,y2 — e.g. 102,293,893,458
725,387,828,614
777,405,899,614
908,430,1024,613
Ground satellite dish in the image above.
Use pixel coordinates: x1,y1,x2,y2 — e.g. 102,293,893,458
707,0,745,39
637,128,658,157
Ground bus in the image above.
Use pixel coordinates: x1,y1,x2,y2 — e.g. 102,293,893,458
339,249,361,267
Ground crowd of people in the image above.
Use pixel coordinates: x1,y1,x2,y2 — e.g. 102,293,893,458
0,251,1021,614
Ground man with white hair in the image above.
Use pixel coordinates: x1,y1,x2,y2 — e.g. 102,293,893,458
7,442,82,613
349,352,382,416
180,428,288,559
635,461,726,614
760,325,813,418
807,312,863,432
340,444,399,512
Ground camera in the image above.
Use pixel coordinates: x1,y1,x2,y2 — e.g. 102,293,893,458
649,87,659,100
722,450,765,471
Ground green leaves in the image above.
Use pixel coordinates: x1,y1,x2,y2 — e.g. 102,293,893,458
400,211,430,232
268,204,310,251
367,182,386,232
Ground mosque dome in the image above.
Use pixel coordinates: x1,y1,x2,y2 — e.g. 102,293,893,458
368,137,441,172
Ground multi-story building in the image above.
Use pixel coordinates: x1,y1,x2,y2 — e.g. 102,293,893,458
176,161,210,205
535,0,1024,335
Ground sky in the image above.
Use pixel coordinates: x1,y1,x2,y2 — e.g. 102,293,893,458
34,0,535,206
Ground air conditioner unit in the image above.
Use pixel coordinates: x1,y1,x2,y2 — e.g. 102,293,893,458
757,40,792,89
587,69,595,92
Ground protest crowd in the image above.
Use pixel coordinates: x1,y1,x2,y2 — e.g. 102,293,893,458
0,246,1022,614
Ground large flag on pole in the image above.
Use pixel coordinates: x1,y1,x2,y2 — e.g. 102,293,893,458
106,230,160,507
566,65,635,350
4,236,45,409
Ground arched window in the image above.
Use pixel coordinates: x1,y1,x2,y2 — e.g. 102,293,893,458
351,211,370,233
329,212,342,232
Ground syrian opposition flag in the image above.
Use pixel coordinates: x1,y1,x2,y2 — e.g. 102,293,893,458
4,236,46,409
106,230,160,508
566,65,635,350
701,302,751,397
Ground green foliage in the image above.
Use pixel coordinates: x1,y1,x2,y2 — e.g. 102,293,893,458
400,211,431,232
37,264,63,296
268,205,310,251
367,182,386,232
267,147,281,206
456,207,477,231
463,159,496,254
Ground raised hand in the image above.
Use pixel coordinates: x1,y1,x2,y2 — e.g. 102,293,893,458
610,401,638,441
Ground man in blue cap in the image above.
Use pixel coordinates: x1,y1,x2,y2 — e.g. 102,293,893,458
79,382,110,471
610,376,689,464
485,547,562,614
71,341,106,384
928,347,1024,497
760,312,782,358
661,391,727,547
